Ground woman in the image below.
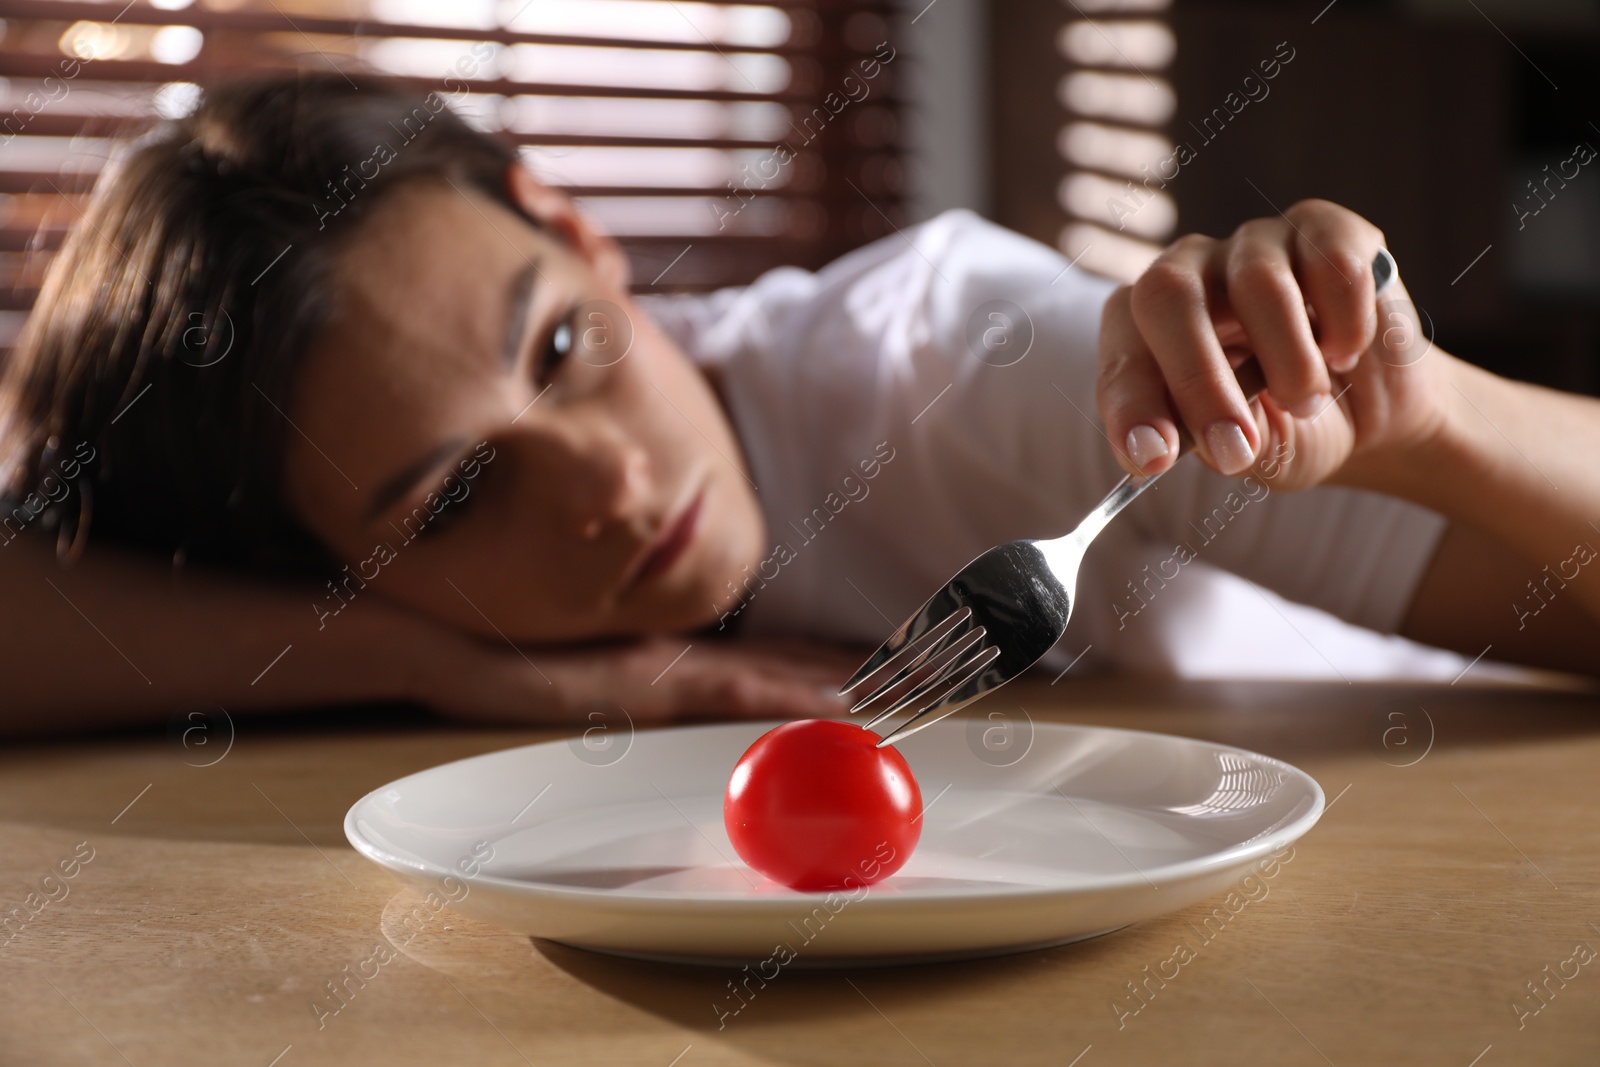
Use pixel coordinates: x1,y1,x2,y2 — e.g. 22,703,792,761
1,72,1594,737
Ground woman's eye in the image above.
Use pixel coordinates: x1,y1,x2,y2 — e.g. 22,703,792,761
536,310,575,386
394,488,472,544
416,492,472,539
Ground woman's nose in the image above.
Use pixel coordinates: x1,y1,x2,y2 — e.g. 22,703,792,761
575,440,650,540
522,423,650,540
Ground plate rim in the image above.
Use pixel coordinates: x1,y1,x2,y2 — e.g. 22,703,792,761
343,718,1324,907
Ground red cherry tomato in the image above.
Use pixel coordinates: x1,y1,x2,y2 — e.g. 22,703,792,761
723,719,922,891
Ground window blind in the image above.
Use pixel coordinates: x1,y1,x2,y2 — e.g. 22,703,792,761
1054,0,1177,282
990,0,1175,284
0,0,906,357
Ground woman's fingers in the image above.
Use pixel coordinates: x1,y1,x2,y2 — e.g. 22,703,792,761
418,632,843,726
664,642,850,720
1127,234,1260,475
1098,285,1180,476
1102,200,1392,483
1286,199,1383,373
1223,217,1329,417
727,638,863,679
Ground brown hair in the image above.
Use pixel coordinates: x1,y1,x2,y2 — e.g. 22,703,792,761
0,70,529,571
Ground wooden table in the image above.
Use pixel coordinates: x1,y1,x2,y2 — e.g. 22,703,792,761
3,675,1598,1066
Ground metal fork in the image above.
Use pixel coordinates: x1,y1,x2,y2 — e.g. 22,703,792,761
842,248,1398,746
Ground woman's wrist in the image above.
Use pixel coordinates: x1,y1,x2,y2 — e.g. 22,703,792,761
1336,350,1491,519
1340,352,1600,589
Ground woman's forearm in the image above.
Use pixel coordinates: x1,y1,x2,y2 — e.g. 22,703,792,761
1360,354,1600,661
0,536,428,735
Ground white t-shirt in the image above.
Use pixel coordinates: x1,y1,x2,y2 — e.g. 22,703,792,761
640,209,1498,681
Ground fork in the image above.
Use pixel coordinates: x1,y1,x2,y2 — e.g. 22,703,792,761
841,248,1398,746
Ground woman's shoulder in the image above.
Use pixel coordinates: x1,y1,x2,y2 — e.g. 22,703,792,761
807,208,1096,307
640,210,1114,367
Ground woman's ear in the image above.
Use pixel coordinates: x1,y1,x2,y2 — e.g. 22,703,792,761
504,161,631,290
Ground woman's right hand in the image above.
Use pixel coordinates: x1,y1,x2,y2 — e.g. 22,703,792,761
406,628,858,728
1095,198,1448,493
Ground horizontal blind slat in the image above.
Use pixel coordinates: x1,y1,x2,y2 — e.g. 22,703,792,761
0,113,899,152
0,4,906,301
0,53,900,106
0,0,892,58
2,227,905,253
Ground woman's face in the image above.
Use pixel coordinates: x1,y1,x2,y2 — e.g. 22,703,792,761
283,171,767,643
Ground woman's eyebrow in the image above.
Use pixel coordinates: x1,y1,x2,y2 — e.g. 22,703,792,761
502,258,542,369
366,436,468,523
363,259,537,523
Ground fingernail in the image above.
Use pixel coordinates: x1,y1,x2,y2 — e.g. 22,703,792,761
1125,425,1170,472
1204,419,1255,474
1288,393,1326,419
1326,345,1360,374
1373,247,1396,291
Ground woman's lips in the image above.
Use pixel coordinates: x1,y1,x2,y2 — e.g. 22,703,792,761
626,484,705,590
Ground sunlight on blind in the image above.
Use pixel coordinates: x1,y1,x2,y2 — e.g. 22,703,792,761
0,0,903,351
1054,0,1175,283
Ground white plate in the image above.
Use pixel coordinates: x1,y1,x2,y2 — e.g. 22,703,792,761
344,719,1323,966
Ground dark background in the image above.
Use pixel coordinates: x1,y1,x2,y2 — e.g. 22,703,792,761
987,0,1600,396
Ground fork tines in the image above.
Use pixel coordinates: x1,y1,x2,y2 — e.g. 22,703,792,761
841,600,1002,747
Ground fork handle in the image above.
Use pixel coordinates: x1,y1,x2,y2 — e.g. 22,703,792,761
1068,354,1267,545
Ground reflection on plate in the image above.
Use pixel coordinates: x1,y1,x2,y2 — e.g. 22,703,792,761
344,720,1322,966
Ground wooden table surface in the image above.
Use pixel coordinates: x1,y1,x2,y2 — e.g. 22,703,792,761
3,675,1598,1067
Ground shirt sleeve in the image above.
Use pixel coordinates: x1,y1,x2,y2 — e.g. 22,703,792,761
1115,463,1451,638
